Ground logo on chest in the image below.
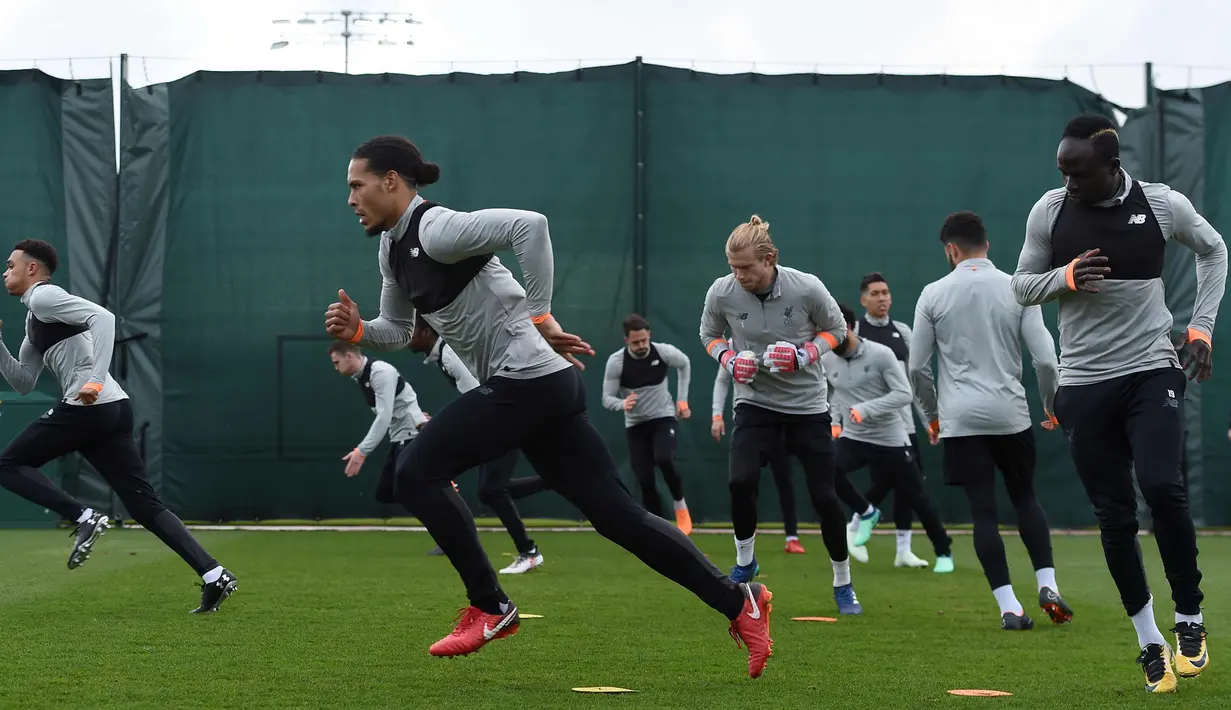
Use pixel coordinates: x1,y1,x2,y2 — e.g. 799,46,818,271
783,306,795,326
1128,214,1147,225
409,247,421,257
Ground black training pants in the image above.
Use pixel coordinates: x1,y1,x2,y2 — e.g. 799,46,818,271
761,439,799,537
625,416,685,519
477,449,547,555
729,403,847,562
0,400,217,575
834,438,951,557
942,428,1053,590
1054,366,1201,616
394,367,744,619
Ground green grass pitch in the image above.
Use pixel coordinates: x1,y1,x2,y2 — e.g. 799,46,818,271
0,527,1226,709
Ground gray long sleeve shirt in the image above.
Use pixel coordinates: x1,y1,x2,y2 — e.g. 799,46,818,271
602,342,691,427
821,339,913,447
353,357,428,456
910,257,1060,438
712,366,733,418
424,339,482,394
699,265,847,416
355,194,572,383
0,282,127,406
854,314,929,435
1011,171,1228,386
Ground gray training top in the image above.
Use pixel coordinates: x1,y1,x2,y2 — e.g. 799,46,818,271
0,281,128,406
1011,170,1228,387
699,265,847,416
822,338,914,447
602,342,691,427
854,314,928,436
351,357,429,457
357,194,573,383
910,257,1060,438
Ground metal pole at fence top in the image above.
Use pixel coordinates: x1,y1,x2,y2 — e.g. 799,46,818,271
269,9,420,74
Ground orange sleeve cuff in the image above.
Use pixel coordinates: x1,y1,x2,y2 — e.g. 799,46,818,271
819,332,839,349
705,338,728,356
83,382,104,393
351,448,366,462
677,401,689,409
1064,259,1078,291
1187,327,1212,347
831,424,842,438
928,419,940,436
347,321,364,344
530,313,551,325
712,414,723,421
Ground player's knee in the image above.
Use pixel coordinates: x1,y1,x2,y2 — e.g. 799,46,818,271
477,484,502,506
1139,477,1188,510
653,455,674,472
115,487,167,523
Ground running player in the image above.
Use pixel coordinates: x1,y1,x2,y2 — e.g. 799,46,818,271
0,239,236,613
602,314,693,534
912,210,1072,631
713,366,805,553
328,136,772,676
1011,113,1226,691
409,315,549,573
826,301,954,573
699,214,862,615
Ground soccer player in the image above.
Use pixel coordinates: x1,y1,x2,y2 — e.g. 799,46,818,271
699,214,862,615
0,239,236,613
327,341,429,504
713,366,806,553
911,211,1071,631
1011,113,1227,691
849,272,931,567
825,302,954,574
602,314,693,534
327,136,772,677
409,315,550,574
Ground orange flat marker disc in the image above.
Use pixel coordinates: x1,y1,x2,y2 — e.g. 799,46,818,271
791,616,838,622
948,689,1013,697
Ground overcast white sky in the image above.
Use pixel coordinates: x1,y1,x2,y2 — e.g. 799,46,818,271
2,0,1231,109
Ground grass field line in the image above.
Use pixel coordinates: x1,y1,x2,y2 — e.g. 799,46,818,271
173,524,1231,536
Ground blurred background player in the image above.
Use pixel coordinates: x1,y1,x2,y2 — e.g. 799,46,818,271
699,214,862,615
602,314,693,534
713,366,806,553
848,272,931,567
826,301,954,573
410,315,550,573
911,211,1072,631
328,341,429,506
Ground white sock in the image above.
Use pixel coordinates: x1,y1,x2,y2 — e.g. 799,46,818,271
861,504,875,517
735,535,756,567
202,566,224,584
992,585,1024,616
673,498,688,511
1176,612,1204,625
1132,597,1168,649
785,535,799,542
895,529,912,555
1035,567,1058,594
76,508,94,524
847,514,860,533
832,558,852,587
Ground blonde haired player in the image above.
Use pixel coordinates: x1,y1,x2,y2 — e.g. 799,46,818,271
699,215,863,615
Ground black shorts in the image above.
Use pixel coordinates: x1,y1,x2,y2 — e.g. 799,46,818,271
834,437,916,478
941,427,1035,487
376,440,409,504
730,403,832,486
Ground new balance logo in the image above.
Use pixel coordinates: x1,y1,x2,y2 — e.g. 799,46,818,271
1128,214,1147,225
409,247,421,257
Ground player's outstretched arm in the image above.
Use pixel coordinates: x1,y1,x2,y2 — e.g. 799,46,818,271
1168,189,1228,382
0,326,44,395
334,241,417,351
853,349,914,420
658,343,692,412
712,366,731,419
805,277,846,357
1020,305,1060,418
355,364,398,457
907,293,940,427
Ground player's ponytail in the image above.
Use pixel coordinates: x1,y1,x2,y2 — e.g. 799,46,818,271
726,214,779,265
